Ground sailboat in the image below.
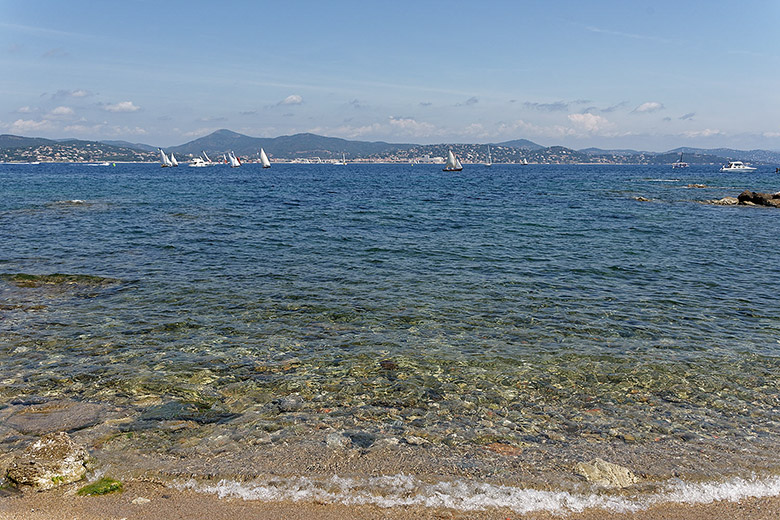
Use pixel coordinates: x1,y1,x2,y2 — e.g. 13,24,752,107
340,153,347,165
486,145,492,167
443,150,463,172
159,148,173,168
169,152,179,167
228,151,241,168
259,148,271,168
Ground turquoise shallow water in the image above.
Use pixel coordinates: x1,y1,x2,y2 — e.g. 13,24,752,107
1,162,779,504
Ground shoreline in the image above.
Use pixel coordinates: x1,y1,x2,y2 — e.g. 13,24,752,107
2,479,780,520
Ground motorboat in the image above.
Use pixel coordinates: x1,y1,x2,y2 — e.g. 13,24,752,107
672,153,689,169
720,161,756,172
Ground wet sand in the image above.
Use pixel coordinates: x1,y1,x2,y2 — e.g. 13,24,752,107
1,480,779,520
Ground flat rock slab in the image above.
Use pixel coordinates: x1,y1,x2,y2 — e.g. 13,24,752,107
575,458,638,489
4,400,112,435
6,432,88,490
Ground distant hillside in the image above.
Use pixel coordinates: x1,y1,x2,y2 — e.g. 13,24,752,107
168,129,415,159
669,147,780,164
495,138,544,151
0,134,156,162
101,140,157,153
0,134,56,149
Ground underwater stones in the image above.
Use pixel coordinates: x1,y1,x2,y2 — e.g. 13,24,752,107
6,432,88,490
574,458,638,489
275,395,303,413
0,273,121,288
5,400,110,436
325,432,351,449
707,197,739,205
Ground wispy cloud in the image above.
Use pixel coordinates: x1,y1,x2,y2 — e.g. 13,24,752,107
524,101,569,112
584,25,674,44
682,129,722,138
52,89,92,99
633,101,665,113
679,112,696,121
42,47,69,59
419,101,432,107
16,106,35,114
455,96,479,107
102,101,140,113
9,119,54,133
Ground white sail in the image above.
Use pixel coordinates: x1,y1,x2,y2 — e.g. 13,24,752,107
159,148,172,167
487,145,492,166
259,148,271,168
443,150,462,171
202,151,212,163
229,151,241,168
341,153,346,165
170,152,179,167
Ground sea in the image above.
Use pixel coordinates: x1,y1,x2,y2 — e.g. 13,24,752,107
1,162,779,513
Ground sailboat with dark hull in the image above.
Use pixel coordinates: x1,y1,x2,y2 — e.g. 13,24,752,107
443,150,463,172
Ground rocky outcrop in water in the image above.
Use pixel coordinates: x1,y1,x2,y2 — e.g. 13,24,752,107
6,432,88,490
706,190,780,207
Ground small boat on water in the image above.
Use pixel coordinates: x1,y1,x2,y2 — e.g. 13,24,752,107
443,150,463,172
259,148,271,168
672,153,689,169
486,145,492,167
159,149,173,168
720,161,756,172
170,152,179,167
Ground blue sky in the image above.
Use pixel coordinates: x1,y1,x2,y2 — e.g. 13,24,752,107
2,0,780,150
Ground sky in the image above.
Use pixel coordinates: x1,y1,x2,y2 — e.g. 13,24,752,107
2,0,780,150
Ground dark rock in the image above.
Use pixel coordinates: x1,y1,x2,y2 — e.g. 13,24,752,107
6,432,88,490
276,396,302,413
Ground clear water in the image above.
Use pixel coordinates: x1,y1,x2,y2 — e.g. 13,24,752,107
1,162,779,508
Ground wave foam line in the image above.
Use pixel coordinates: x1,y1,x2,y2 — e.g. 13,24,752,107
177,474,780,514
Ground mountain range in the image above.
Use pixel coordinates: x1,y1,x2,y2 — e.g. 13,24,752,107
2,130,780,164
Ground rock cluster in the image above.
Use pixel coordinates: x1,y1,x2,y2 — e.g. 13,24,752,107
737,190,780,207
6,432,88,490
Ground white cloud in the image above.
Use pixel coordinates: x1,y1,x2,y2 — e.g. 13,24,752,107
682,129,722,138
103,101,140,113
763,131,780,138
388,116,438,137
16,106,34,114
568,113,612,133
280,94,303,105
9,119,54,133
49,106,74,116
633,101,665,113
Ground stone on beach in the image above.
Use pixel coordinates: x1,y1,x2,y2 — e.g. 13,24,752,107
574,458,638,489
6,432,88,490
5,399,111,436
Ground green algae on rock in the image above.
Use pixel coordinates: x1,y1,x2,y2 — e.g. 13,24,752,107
77,477,123,496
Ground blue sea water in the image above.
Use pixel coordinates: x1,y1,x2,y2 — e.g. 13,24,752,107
1,162,779,509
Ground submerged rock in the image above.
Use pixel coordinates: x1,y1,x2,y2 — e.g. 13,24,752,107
574,458,638,489
0,273,121,288
5,400,110,436
6,432,88,490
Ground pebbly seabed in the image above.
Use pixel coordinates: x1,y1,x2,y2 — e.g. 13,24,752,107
1,162,779,513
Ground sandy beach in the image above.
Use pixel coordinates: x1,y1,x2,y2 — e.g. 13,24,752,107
0,480,778,520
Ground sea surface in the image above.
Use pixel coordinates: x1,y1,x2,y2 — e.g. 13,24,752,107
1,162,779,513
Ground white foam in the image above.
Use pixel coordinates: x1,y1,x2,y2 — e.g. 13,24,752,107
176,474,780,514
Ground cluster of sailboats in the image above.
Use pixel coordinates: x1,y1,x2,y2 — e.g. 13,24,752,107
159,148,271,168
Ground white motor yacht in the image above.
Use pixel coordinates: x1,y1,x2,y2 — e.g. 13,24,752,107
720,161,756,172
